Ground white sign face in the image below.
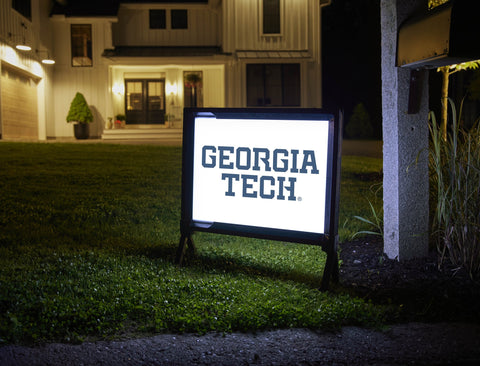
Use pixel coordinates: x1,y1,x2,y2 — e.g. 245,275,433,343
192,117,330,234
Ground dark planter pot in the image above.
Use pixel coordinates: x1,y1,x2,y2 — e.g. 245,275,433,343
74,123,89,140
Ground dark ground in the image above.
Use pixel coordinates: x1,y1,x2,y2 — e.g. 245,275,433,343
1,237,480,365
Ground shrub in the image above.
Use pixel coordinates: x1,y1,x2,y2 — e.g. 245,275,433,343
345,103,374,139
429,99,480,279
66,92,93,124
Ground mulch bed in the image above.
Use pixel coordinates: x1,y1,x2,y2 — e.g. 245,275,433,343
338,236,480,323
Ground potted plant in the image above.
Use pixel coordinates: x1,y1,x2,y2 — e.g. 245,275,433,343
115,114,126,128
66,92,93,139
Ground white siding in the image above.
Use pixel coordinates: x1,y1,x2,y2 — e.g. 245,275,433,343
0,0,54,140
223,0,312,52
113,5,220,46
203,67,225,107
51,19,112,138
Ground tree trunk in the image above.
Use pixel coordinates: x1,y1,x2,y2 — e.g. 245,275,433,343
440,68,449,141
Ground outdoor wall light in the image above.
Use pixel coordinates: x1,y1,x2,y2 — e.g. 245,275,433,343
10,23,31,51
8,32,31,51
166,82,178,95
16,42,31,51
112,83,125,95
167,83,178,106
37,49,55,65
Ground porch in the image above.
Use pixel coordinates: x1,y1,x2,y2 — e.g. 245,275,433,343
101,124,182,144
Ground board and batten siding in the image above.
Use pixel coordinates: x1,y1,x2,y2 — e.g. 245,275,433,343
0,0,55,140
112,6,220,46
51,19,112,138
223,0,314,52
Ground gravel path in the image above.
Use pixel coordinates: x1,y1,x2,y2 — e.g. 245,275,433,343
2,322,480,365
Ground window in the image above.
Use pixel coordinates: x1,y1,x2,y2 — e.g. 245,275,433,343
12,0,31,20
71,25,92,67
246,64,300,107
149,9,166,29
263,0,281,34
171,9,188,29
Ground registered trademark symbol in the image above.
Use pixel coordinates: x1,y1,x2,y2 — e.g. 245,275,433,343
298,197,302,202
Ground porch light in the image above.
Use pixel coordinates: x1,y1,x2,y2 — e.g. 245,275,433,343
166,82,178,95
112,83,125,95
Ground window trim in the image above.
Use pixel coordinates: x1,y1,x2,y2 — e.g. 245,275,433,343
70,24,93,68
259,0,284,37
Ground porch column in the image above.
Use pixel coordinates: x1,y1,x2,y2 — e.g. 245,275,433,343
381,0,429,260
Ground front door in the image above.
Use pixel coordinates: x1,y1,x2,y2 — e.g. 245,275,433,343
125,79,165,124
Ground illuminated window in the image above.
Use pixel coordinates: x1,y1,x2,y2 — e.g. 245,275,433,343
71,24,92,67
262,0,281,34
12,0,31,20
247,64,300,106
150,9,166,29
171,9,188,29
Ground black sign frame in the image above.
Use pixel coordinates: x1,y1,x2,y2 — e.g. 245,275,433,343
177,108,342,289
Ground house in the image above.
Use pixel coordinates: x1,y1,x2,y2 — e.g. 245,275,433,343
0,0,331,142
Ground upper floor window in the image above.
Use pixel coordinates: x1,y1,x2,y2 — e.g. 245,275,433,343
12,0,31,20
150,9,166,29
71,24,92,67
171,9,188,29
262,0,281,34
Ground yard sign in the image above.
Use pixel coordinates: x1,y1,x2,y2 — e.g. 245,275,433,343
177,108,342,289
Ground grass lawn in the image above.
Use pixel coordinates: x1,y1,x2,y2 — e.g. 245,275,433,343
0,142,385,344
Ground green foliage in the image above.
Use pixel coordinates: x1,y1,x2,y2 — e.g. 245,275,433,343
428,0,449,9
338,156,383,241
345,103,374,140
352,198,383,239
66,92,93,124
429,99,480,279
184,73,202,86
0,144,388,343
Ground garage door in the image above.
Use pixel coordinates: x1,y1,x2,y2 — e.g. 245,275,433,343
1,65,38,140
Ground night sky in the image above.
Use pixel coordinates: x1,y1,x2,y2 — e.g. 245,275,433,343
322,0,382,139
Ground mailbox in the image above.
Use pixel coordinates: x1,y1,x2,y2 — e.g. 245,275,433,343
397,0,480,69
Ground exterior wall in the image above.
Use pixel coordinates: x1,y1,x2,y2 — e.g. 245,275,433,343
223,0,323,108
0,0,54,140
50,17,115,138
109,64,225,128
223,0,312,52
1,0,326,139
113,3,221,46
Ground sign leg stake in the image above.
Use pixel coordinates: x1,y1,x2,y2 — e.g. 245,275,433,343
320,237,339,291
176,234,196,266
